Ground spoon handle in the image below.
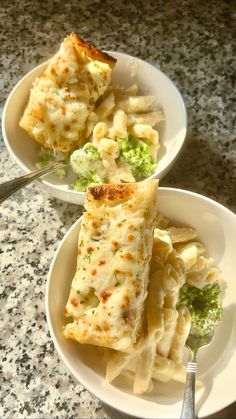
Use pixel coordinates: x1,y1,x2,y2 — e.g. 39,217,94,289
180,360,197,419
0,161,66,204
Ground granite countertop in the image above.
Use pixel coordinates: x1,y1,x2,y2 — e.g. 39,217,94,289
0,0,235,418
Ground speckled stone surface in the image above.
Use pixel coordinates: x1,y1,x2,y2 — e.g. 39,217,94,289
0,0,236,418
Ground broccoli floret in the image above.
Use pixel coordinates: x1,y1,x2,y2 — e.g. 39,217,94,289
178,282,223,336
70,143,102,176
72,170,104,191
117,135,156,181
70,143,105,191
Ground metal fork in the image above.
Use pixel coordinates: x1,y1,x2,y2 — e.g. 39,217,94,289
0,160,67,204
180,330,214,419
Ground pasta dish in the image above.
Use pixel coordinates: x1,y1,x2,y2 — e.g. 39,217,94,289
63,180,224,394
70,82,163,189
19,33,164,190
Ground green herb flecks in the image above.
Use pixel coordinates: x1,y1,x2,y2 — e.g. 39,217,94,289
70,143,106,191
117,134,156,181
178,282,223,336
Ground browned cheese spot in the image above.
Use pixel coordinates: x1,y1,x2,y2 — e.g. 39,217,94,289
103,321,110,332
60,105,66,115
47,97,55,105
121,252,133,260
87,246,94,252
100,290,111,303
70,298,78,307
112,240,119,248
88,184,136,201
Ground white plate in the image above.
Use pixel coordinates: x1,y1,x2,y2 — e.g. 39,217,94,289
2,52,187,205
46,187,236,418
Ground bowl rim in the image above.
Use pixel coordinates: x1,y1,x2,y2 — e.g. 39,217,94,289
2,51,187,199
45,187,236,418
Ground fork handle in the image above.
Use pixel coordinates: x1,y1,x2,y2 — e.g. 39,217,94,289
0,161,66,204
180,361,197,419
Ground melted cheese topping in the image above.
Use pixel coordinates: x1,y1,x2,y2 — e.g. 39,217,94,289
63,180,158,352
19,34,115,153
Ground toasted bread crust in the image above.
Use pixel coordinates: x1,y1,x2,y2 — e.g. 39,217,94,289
19,33,116,153
63,179,158,352
87,183,137,202
69,32,117,67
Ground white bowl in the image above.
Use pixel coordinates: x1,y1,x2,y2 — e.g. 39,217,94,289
2,52,187,205
46,187,236,418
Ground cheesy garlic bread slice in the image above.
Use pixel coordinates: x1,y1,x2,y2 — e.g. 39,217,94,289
63,179,158,352
19,33,116,153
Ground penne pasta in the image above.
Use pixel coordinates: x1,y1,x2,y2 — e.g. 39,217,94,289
106,350,134,383
153,355,187,384
110,110,128,139
95,93,115,120
157,308,178,358
115,96,155,113
169,306,191,364
129,124,159,162
84,111,99,139
92,122,109,145
133,343,156,394
127,110,164,127
168,227,197,243
155,213,169,229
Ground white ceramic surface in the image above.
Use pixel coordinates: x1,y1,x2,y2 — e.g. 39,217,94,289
46,187,236,418
2,52,187,205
